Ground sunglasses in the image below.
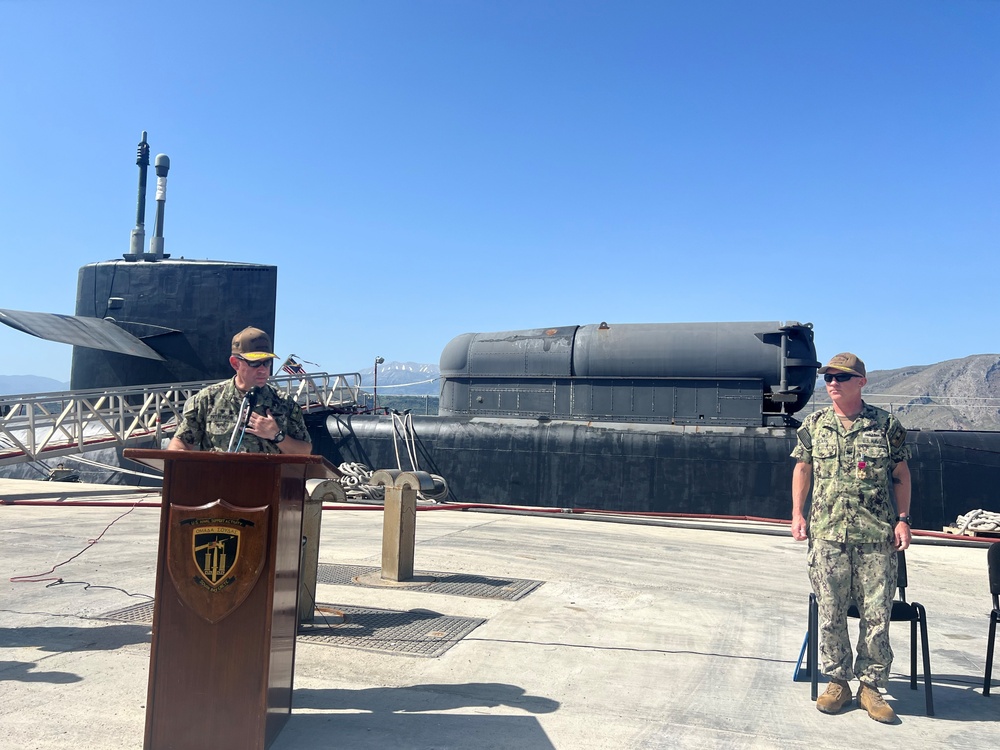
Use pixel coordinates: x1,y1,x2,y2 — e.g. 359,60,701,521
823,373,858,383
237,357,272,369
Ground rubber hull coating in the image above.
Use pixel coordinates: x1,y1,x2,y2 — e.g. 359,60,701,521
317,414,1000,533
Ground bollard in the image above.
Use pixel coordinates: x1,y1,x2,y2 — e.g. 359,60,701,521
298,492,322,623
370,470,435,582
298,479,345,624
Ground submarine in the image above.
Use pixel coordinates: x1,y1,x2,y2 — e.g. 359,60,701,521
322,322,1000,532
2,134,999,534
0,132,276,392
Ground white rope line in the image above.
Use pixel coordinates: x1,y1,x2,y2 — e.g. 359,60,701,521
389,411,449,502
335,462,385,501
367,377,440,390
329,412,452,504
954,509,1000,534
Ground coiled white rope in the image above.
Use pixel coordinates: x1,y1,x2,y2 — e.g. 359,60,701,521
334,415,451,505
326,413,452,504
954,509,1000,534
335,461,385,501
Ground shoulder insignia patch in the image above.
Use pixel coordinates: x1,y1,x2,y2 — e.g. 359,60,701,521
796,424,813,451
887,420,906,450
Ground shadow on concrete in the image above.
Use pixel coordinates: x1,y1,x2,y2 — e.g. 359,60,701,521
0,660,82,684
302,606,444,640
295,682,559,714
885,673,999,722
275,683,560,750
0,624,151,652
273,712,555,750
802,672,999,722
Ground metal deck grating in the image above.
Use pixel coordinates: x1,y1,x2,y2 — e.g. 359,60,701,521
299,603,485,657
316,563,543,601
99,601,483,658
103,601,155,623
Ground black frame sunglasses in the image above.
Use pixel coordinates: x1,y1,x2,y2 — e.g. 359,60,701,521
823,373,859,383
237,357,272,369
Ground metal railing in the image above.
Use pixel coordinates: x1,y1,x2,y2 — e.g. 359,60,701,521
0,371,363,467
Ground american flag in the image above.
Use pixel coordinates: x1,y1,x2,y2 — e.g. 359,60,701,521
282,358,308,377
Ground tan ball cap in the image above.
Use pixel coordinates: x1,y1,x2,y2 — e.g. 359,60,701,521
818,352,866,378
231,327,277,361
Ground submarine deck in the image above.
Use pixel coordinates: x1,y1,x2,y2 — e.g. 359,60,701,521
0,478,996,749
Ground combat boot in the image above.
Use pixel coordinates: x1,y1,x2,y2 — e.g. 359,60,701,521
858,683,897,723
815,678,852,714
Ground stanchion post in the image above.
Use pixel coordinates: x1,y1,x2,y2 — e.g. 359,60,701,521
370,470,436,582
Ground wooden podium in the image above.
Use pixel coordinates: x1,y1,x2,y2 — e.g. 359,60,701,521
125,449,338,750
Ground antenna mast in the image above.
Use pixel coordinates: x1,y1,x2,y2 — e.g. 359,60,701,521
124,132,171,261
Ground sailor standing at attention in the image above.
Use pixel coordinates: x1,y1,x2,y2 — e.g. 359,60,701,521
167,326,312,455
790,352,912,723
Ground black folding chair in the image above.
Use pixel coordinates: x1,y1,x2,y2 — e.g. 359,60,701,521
984,542,1000,696
795,550,934,716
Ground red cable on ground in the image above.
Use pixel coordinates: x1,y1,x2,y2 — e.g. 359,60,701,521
315,502,994,542
9,505,142,584
3,496,994,545
0,498,161,508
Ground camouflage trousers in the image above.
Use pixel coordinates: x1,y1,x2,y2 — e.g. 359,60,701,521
807,538,897,686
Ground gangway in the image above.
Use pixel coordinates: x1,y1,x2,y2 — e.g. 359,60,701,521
0,371,364,467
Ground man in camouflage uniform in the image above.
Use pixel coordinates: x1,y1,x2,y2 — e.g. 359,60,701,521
790,352,912,723
168,326,312,455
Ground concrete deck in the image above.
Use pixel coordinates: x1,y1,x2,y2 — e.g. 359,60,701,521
1,478,997,749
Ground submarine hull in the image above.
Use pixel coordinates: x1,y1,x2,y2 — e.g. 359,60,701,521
318,414,1000,532
71,259,277,390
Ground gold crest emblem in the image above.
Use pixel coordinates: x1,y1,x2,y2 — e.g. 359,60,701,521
192,526,241,589
167,500,269,624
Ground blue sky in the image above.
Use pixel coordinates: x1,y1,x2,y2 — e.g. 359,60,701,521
1,1,998,381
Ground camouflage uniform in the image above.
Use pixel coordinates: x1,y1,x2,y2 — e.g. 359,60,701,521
791,403,910,686
173,378,311,454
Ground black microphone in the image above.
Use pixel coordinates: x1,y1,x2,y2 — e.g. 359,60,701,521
228,386,263,452
245,386,260,426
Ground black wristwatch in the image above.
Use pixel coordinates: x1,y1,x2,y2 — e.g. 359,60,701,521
273,430,285,444
896,513,911,526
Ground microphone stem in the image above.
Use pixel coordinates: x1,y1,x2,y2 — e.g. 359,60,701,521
227,395,254,452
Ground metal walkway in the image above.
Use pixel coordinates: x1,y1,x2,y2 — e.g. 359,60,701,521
0,371,364,466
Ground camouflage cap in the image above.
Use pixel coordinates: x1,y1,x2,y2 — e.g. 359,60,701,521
231,327,277,361
818,352,866,378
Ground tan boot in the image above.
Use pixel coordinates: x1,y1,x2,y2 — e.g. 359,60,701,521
858,683,897,723
816,679,852,714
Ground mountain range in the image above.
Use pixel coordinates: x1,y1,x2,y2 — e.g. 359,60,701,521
4,355,1000,430
351,355,1000,430
805,353,1000,431
0,375,70,395
353,361,441,396
344,356,1000,430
